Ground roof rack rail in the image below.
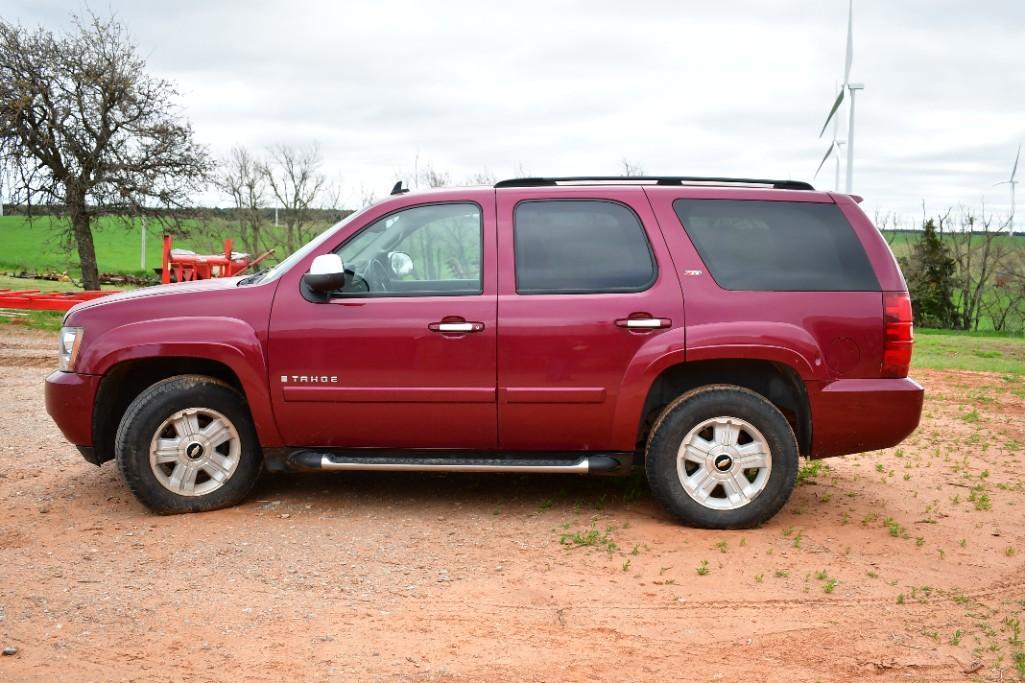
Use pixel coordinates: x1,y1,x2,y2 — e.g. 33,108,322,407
494,176,815,191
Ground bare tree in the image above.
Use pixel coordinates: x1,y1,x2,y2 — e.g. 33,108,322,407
621,158,645,177
465,169,496,186
261,143,328,253
320,176,344,214
945,207,1011,330
356,183,378,209
416,162,450,188
214,146,267,255
0,13,212,289
980,249,1025,332
394,157,452,190
872,209,904,246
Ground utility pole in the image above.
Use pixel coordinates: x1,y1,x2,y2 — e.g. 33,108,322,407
140,215,147,270
845,83,865,194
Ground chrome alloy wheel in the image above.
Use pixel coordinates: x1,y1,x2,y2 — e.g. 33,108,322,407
676,416,772,511
149,407,242,497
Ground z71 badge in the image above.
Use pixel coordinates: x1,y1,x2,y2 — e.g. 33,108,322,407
281,375,338,383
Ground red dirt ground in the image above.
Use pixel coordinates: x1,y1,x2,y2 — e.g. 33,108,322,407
1,326,1023,682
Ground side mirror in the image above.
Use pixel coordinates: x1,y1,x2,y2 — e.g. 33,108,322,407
388,251,414,277
303,254,346,294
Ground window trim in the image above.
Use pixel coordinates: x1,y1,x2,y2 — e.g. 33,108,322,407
327,200,486,299
672,198,881,293
512,198,659,295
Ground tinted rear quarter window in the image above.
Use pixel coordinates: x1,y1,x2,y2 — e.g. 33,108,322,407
672,199,879,291
514,200,656,294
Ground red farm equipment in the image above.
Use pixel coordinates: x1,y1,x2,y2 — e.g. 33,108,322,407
0,288,117,312
0,235,274,314
161,235,274,285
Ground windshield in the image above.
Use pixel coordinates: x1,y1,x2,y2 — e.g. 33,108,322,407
244,207,370,285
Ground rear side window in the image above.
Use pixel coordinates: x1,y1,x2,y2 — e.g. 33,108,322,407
514,200,656,294
672,200,879,291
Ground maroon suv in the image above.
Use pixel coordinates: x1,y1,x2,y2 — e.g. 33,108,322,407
44,176,923,528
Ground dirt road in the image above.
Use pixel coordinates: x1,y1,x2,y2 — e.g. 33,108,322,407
1,326,1023,682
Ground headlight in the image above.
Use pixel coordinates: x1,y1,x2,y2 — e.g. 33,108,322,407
58,327,84,372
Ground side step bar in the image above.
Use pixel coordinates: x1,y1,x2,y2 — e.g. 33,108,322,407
284,450,633,476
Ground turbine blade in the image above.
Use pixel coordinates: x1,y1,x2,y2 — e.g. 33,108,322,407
814,142,836,178
844,0,854,84
819,90,845,138
1012,144,1021,181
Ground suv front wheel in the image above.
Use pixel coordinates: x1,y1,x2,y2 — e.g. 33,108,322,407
645,385,798,529
115,375,263,514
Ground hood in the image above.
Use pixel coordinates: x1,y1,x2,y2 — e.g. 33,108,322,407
67,277,245,316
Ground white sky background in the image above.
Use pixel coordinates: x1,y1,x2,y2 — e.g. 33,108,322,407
7,0,1025,225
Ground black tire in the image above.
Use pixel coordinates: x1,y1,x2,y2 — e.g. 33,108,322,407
115,375,263,514
644,385,798,529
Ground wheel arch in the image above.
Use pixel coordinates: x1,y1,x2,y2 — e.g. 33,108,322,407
92,355,275,465
632,358,811,457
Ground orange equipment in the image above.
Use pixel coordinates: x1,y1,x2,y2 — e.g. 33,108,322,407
0,288,117,311
160,235,274,284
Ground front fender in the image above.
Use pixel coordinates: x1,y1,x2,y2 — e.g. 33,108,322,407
609,322,828,451
78,317,282,447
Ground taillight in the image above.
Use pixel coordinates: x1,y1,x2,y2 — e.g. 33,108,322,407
882,291,913,378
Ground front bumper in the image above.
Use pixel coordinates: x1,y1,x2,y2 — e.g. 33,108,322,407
45,370,99,452
809,377,924,458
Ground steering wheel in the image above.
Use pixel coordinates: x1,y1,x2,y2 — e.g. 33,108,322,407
365,255,392,293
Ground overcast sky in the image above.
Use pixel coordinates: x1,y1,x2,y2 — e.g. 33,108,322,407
8,0,1025,223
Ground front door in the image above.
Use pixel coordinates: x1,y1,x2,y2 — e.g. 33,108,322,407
496,188,684,451
268,199,498,449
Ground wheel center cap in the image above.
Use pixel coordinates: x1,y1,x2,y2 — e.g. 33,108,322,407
713,454,734,472
185,442,205,460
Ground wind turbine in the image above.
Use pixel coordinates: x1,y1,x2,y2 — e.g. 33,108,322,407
995,144,1021,236
815,82,845,190
815,0,864,194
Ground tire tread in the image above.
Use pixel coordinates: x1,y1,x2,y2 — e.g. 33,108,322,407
644,384,798,529
114,374,262,514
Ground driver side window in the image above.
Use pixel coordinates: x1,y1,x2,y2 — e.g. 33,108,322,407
334,202,483,296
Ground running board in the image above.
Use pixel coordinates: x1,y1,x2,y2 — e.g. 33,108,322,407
284,450,633,476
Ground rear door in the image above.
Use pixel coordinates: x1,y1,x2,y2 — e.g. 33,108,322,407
495,188,684,451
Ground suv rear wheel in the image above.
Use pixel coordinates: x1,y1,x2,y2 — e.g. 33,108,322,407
645,385,798,529
115,375,263,514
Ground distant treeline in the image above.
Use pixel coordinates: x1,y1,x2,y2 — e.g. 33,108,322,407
898,211,1025,333
0,204,353,224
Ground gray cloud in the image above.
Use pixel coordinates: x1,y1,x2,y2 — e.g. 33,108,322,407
7,0,1025,222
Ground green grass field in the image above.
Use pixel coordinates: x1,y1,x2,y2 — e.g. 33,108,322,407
0,214,209,277
1,218,1014,275
0,273,125,293
4,304,1025,376
5,217,1025,370
882,230,1025,260
913,329,1025,374
0,213,334,279
0,273,129,333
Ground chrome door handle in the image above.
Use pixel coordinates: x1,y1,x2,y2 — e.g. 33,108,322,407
429,321,485,333
615,317,671,329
